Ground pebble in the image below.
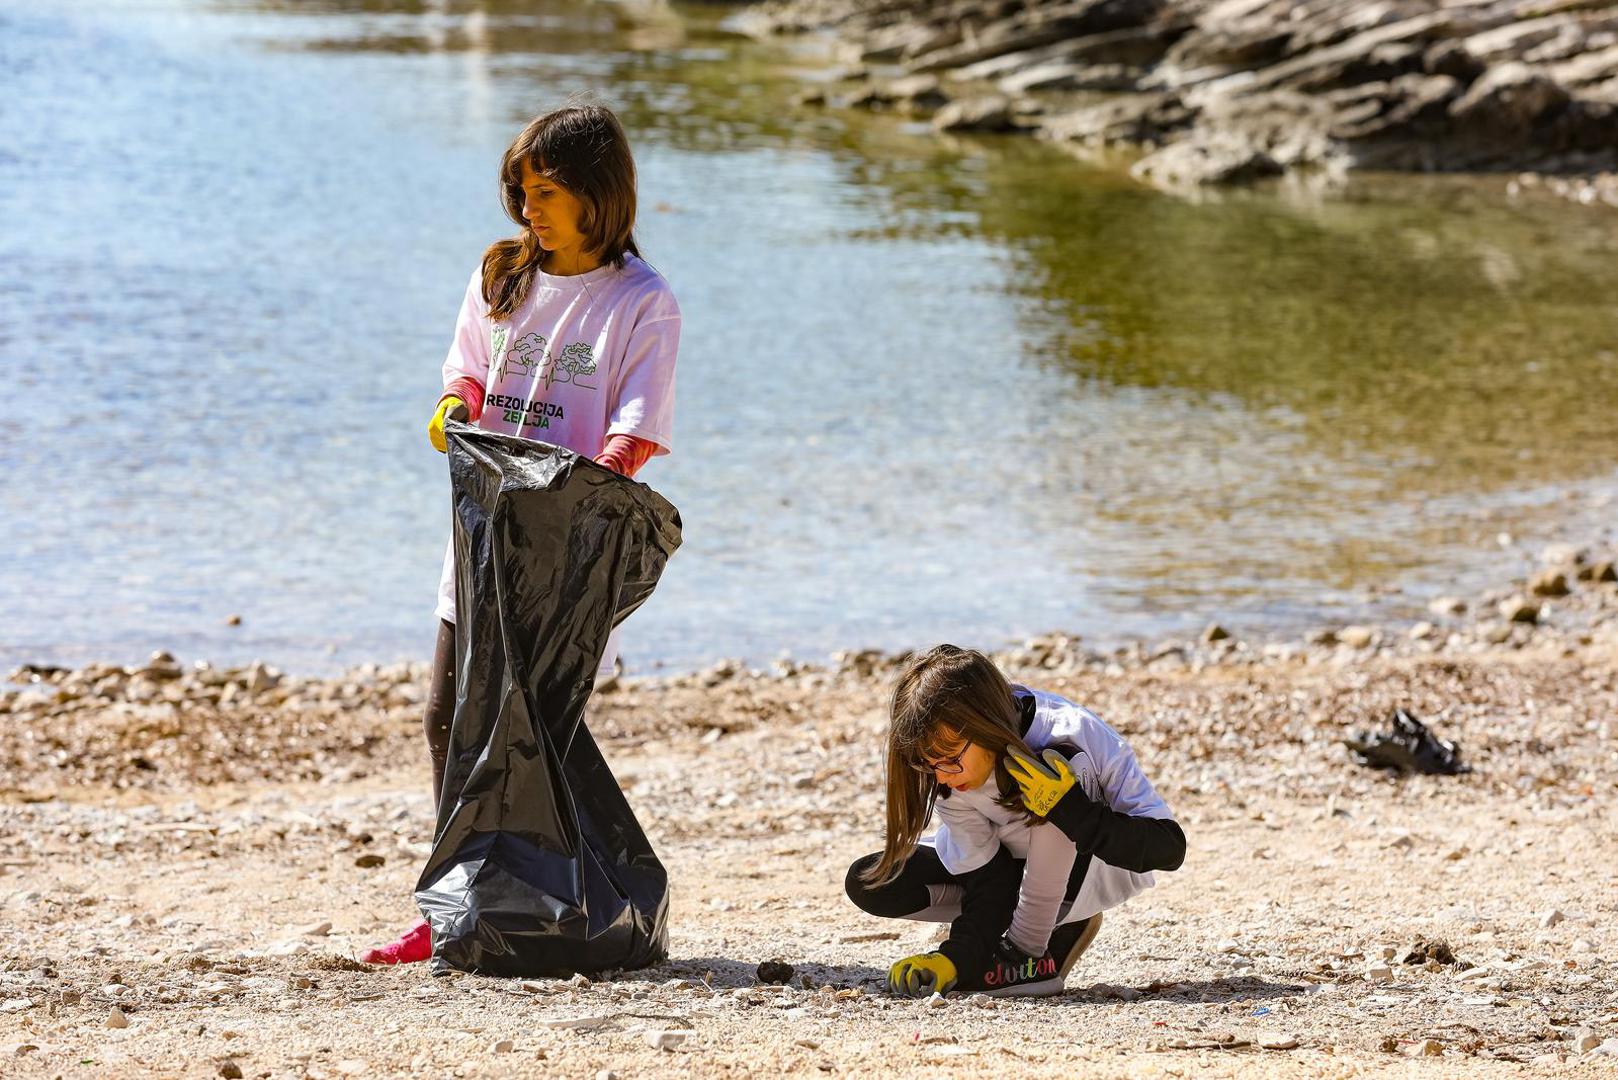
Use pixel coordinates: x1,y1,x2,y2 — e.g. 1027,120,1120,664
1364,966,1394,983
1258,1033,1299,1050
568,973,590,988
1428,596,1466,616
1592,1039,1618,1057
1404,1039,1443,1057
645,1030,688,1051
0,999,32,1013
1574,1030,1602,1053
219,1062,243,1079
1540,909,1566,928
300,921,333,937
596,1071,619,1080
1216,939,1240,954
490,1039,514,1053
1338,626,1375,648
107,1007,130,1028
353,854,385,869
926,992,948,1008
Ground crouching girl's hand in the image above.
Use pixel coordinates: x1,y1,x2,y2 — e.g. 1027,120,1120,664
1004,747,1078,816
887,951,957,997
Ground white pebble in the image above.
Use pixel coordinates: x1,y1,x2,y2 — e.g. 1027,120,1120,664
645,1030,688,1051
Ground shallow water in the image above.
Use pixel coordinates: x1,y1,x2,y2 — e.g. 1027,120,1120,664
4,0,1618,675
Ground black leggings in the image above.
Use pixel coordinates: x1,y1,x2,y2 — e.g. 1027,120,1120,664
845,846,1089,975
423,618,457,805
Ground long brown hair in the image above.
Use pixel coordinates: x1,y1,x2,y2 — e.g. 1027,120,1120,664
862,645,1038,886
481,101,643,320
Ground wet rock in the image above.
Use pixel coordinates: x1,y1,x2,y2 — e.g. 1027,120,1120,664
1131,131,1283,187
932,96,1018,133
1449,62,1570,140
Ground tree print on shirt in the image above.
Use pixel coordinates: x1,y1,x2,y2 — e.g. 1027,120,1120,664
551,342,598,389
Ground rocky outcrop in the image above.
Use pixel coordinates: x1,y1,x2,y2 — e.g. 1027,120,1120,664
745,0,1618,188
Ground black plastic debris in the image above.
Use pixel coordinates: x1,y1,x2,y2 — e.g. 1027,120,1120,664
1343,708,1469,775
416,424,682,977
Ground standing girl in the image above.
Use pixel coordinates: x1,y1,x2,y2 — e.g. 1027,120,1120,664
846,645,1186,997
363,102,680,965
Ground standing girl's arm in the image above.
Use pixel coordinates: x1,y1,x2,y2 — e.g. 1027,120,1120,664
435,270,494,435
605,298,680,456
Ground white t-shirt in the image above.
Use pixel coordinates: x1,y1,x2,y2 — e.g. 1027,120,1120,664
922,688,1175,937
434,254,680,661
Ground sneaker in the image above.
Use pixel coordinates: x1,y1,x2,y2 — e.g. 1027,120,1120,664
978,914,1103,998
360,919,432,965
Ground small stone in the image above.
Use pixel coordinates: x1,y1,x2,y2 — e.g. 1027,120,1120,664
288,976,314,990
1541,543,1584,567
1428,596,1466,617
1574,1030,1601,1053
1306,628,1338,646
1408,621,1437,640
219,1062,243,1079
1216,939,1240,954
926,992,948,1008
1365,966,1394,983
596,1071,619,1080
1540,909,1566,928
1530,570,1570,597
225,614,242,626
1583,560,1617,583
756,960,794,985
1498,596,1540,624
645,1030,688,1051
1481,622,1513,644
353,854,385,869
1591,1038,1618,1057
335,1060,368,1075
300,921,333,937
568,973,590,988
490,1039,514,1053
1201,623,1231,643
1339,625,1375,648
1404,1039,1443,1057
1258,1033,1299,1050
0,999,31,1013
107,1007,130,1028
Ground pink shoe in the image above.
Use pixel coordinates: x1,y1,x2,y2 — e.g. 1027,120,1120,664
360,919,432,965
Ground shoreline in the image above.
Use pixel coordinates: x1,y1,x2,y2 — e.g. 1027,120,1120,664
5,536,1616,795
736,0,1618,203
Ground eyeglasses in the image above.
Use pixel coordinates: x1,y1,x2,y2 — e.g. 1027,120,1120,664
910,747,967,776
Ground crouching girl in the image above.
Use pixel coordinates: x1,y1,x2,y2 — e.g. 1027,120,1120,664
846,644,1186,998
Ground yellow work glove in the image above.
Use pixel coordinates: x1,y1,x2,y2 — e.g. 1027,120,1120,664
428,396,469,454
1004,747,1076,817
887,951,957,998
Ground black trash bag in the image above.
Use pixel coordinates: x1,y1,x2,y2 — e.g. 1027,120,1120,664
415,424,682,977
1343,708,1469,775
